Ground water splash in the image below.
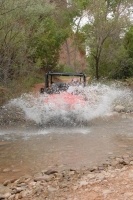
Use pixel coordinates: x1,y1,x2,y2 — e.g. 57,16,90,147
4,83,132,126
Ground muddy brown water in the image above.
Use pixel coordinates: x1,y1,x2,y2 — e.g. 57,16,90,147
0,113,133,182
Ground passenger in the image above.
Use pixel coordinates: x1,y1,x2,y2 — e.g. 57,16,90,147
70,78,80,86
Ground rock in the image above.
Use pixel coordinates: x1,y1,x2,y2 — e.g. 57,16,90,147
10,179,17,183
2,154,133,200
124,192,133,198
3,180,11,186
79,180,88,187
59,183,68,189
0,194,5,199
3,168,11,173
96,174,105,181
8,194,15,200
21,190,30,198
44,169,58,175
130,161,133,165
115,157,128,165
29,181,36,187
33,186,43,195
16,193,22,199
102,189,112,197
47,186,57,192
34,174,53,182
12,187,26,194
14,178,24,185
12,169,21,173
87,174,96,180
17,183,27,187
0,192,11,199
14,193,22,200
108,152,113,155
89,166,98,172
87,191,99,199
123,159,130,165
69,171,75,176
98,166,105,171
128,171,133,178
0,184,11,194
111,160,119,167
72,185,79,191
114,105,125,112
123,154,130,159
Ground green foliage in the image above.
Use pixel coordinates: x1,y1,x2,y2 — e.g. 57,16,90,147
0,0,132,90
72,0,90,10
106,0,123,11
82,0,132,79
87,27,133,80
112,25,133,79
0,0,53,84
22,73,43,89
99,39,133,79
124,26,133,58
110,58,133,79
0,0,70,86
63,65,75,73
29,17,68,71
55,64,75,73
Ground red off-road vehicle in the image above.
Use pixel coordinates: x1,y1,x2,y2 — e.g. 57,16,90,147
40,72,86,106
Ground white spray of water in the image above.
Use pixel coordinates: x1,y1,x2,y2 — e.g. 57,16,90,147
8,83,133,125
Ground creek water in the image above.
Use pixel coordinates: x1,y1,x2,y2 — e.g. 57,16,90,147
0,83,133,182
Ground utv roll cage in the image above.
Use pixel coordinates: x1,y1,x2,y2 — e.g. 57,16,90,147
40,71,86,93
45,72,86,87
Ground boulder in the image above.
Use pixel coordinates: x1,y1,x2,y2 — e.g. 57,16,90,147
114,105,125,112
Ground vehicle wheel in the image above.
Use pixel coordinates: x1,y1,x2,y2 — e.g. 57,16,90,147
40,88,44,93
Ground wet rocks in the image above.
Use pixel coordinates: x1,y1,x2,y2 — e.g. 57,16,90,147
1,155,133,199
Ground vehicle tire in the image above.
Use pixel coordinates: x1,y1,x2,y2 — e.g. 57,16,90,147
40,88,44,93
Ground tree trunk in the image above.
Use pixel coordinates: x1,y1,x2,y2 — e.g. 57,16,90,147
65,40,71,66
95,57,99,80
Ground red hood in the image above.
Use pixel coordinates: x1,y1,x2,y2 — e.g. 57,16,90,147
44,92,85,107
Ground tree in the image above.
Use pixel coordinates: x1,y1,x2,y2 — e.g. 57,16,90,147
124,26,133,58
115,25,133,79
29,17,68,71
98,38,133,79
80,0,132,79
0,0,56,84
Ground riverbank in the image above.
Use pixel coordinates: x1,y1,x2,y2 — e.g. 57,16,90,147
1,155,133,200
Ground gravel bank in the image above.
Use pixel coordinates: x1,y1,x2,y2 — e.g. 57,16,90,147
1,155,133,200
